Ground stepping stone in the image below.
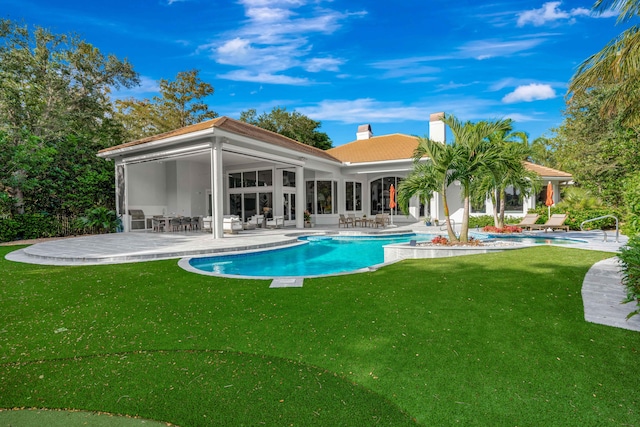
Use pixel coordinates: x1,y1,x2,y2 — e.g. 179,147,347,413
270,278,303,288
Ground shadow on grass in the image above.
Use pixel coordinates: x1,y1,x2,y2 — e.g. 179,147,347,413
0,349,417,426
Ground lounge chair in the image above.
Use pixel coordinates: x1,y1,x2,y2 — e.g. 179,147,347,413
528,214,569,232
509,213,539,229
223,215,243,234
339,214,353,228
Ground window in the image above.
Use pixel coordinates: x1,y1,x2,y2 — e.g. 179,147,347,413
229,172,242,188
306,180,337,215
243,171,256,187
283,170,296,187
345,181,362,211
503,186,523,211
258,170,272,187
306,181,315,214
370,177,403,215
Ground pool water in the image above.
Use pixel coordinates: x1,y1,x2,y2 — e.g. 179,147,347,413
188,233,582,278
188,233,424,278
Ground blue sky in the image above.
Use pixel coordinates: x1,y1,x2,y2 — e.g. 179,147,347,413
3,0,630,146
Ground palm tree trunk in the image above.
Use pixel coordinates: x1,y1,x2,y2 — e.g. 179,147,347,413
498,189,506,228
441,185,458,242
492,189,499,227
460,190,470,243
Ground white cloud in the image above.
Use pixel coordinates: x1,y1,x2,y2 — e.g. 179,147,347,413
297,98,429,123
459,38,546,59
217,70,311,86
202,1,366,84
304,57,344,72
502,84,556,103
517,1,598,27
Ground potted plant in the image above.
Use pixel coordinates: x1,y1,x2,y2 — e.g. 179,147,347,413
304,210,312,227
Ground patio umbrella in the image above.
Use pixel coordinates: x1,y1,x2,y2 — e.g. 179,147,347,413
389,184,396,225
545,181,554,219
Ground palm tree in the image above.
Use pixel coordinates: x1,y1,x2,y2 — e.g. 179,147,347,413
474,128,541,227
568,0,640,127
446,115,513,241
397,113,512,243
398,136,460,242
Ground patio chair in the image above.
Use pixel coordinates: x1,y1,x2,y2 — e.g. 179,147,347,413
267,216,284,229
190,216,201,231
169,217,181,232
339,214,353,228
152,217,165,232
181,217,192,231
223,215,243,234
528,213,569,232
374,214,386,228
508,213,540,229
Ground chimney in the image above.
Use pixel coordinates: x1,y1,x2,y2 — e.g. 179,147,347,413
356,124,373,140
429,112,445,143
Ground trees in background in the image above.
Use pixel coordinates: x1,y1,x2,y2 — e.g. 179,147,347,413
0,19,138,216
115,69,217,141
569,0,640,128
240,107,332,150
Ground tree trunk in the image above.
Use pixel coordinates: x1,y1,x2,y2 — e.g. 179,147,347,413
460,190,470,243
492,189,499,227
498,189,506,228
441,184,458,242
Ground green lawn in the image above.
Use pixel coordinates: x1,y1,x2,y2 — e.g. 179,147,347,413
1,245,638,426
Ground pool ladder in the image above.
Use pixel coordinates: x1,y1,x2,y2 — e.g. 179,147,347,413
580,215,619,243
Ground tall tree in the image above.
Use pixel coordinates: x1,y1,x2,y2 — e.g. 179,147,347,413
397,137,459,242
240,107,332,150
474,128,540,228
551,86,639,206
0,19,138,214
115,69,217,140
568,0,640,128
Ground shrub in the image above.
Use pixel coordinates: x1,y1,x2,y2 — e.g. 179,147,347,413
431,235,449,245
77,207,121,234
622,175,640,236
469,215,523,229
0,213,61,242
482,225,523,233
619,236,640,319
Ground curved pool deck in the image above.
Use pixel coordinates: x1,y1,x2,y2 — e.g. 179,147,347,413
3,224,628,266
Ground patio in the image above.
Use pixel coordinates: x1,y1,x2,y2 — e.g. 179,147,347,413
3,221,628,266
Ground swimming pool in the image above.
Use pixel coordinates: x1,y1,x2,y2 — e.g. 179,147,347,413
188,233,422,278
187,233,583,278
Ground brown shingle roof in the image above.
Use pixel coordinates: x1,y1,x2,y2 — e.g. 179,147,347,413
523,161,572,178
327,134,420,163
98,116,341,163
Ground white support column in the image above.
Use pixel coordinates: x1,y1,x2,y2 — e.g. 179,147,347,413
118,162,130,232
210,138,224,239
295,165,304,229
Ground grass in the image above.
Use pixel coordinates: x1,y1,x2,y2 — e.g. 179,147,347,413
1,244,639,426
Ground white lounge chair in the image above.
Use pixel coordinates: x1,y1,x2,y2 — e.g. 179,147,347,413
223,215,243,234
267,216,284,229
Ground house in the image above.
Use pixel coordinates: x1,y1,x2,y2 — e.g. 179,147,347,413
97,113,572,238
